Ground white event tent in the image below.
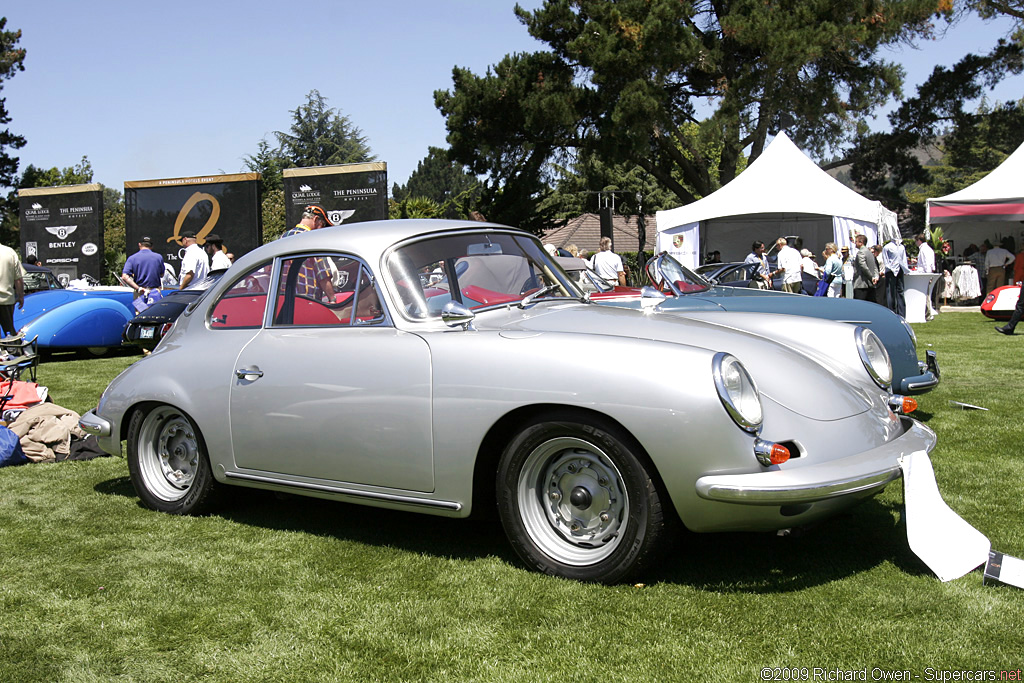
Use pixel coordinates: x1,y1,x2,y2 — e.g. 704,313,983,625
655,132,900,269
926,138,1024,250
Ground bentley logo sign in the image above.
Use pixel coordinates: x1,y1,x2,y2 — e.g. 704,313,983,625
45,225,78,240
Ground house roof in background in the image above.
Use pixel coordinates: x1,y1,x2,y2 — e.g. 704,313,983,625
541,213,658,255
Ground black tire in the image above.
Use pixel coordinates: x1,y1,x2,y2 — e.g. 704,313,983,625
126,404,218,515
496,415,666,583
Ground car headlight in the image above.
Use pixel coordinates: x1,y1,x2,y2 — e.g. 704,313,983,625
712,352,762,433
856,327,892,389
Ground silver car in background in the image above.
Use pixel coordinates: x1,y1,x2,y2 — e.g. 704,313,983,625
82,220,935,583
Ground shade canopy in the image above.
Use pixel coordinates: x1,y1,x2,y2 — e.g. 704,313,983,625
926,139,1024,248
655,132,899,267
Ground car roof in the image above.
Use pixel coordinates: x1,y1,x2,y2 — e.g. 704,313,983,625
231,219,532,273
22,263,53,274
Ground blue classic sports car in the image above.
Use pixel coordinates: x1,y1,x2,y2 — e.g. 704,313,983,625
558,254,939,395
13,274,136,354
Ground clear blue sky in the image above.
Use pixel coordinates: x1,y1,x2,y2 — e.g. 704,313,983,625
4,2,1021,193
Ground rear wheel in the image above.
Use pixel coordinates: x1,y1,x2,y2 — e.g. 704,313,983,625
127,405,218,514
496,416,666,583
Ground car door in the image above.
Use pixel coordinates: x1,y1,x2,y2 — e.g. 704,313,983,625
228,253,434,492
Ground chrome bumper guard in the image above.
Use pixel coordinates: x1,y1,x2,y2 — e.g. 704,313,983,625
79,410,112,438
902,351,940,394
696,418,936,505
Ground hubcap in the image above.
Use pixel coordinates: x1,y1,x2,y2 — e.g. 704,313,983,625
518,436,628,566
136,406,201,502
157,418,199,488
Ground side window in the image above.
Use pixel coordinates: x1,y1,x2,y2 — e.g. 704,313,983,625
273,254,385,327
210,263,273,329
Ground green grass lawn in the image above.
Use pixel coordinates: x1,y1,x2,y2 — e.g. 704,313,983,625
0,316,1021,682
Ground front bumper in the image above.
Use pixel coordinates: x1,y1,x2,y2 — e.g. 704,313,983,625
899,350,940,394
695,417,935,505
79,409,112,438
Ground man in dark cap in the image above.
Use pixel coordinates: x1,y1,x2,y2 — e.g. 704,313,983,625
203,233,232,270
121,236,166,296
179,230,209,289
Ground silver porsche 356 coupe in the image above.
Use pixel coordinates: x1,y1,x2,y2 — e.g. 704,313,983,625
81,220,936,583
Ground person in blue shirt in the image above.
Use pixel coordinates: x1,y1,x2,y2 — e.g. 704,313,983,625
121,237,166,296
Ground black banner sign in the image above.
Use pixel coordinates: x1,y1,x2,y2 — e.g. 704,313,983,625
283,162,387,229
125,173,262,276
18,184,104,286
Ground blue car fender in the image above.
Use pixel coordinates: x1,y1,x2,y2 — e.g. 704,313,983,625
20,297,134,348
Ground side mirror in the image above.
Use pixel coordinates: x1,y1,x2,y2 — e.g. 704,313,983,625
441,301,476,330
639,286,666,309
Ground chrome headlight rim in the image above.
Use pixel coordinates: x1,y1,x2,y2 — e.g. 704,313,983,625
855,326,892,389
712,352,763,434
900,316,917,348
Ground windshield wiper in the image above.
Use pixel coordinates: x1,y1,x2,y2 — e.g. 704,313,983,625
519,283,561,308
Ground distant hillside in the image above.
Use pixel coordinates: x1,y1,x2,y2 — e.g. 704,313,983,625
824,140,944,191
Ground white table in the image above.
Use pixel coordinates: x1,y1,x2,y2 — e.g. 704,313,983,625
904,272,941,323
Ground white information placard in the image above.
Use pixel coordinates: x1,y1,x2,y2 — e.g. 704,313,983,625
900,451,990,582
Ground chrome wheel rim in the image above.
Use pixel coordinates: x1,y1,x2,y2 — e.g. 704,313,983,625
137,406,200,502
517,436,628,566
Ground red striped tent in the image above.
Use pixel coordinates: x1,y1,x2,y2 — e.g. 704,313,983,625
927,140,1024,247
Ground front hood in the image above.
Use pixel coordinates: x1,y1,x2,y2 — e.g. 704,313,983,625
489,302,873,421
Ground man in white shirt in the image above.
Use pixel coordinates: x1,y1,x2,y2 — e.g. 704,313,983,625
984,241,1015,293
179,231,210,289
914,233,935,273
775,238,802,293
590,237,626,286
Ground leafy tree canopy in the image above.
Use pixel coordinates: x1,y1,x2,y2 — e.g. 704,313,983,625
391,146,481,219
274,89,375,169
844,5,1023,229
0,17,26,190
906,99,1024,204
436,0,944,231
245,90,375,241
388,196,445,220
244,139,286,196
18,156,94,188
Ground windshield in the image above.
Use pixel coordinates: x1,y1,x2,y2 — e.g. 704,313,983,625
386,231,583,319
649,253,712,295
23,270,60,292
693,264,723,277
554,256,613,294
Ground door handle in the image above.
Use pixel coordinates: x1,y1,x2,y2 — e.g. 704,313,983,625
235,367,264,379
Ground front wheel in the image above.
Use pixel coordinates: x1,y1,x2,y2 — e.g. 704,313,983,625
127,404,218,514
496,416,667,583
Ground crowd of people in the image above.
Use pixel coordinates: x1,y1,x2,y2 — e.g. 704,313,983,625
121,231,234,298
736,233,1024,322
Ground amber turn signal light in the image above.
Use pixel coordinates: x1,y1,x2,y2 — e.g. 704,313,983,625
888,395,917,414
754,439,791,467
